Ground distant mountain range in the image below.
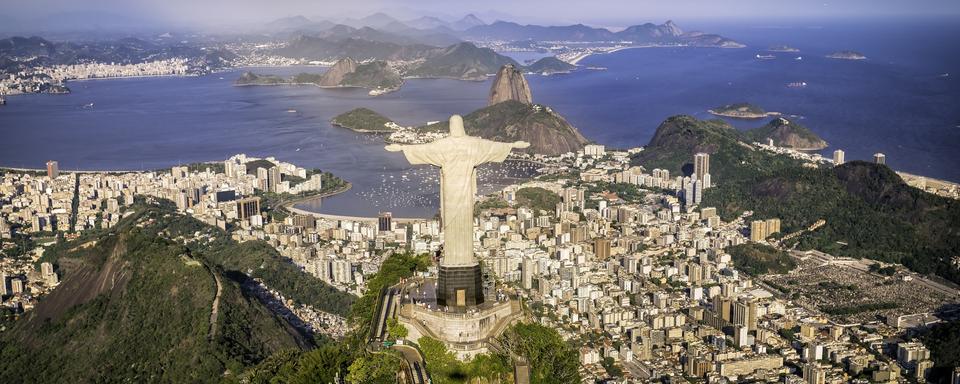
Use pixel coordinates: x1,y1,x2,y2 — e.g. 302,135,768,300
263,13,742,48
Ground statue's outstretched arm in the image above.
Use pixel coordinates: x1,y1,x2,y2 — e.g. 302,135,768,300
512,141,531,149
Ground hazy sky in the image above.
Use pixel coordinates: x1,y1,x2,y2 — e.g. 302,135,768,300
4,0,960,31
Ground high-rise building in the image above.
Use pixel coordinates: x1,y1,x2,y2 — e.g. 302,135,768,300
594,238,611,260
804,363,826,384
378,212,393,232
694,153,710,184
236,197,261,219
267,166,282,192
750,220,767,242
833,149,845,166
46,160,59,179
874,153,886,165
765,218,781,236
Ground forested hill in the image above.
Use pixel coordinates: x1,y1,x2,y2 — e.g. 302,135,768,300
0,202,323,382
632,115,960,284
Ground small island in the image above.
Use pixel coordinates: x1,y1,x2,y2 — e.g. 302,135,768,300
524,56,576,75
330,108,397,133
768,45,800,53
826,51,867,60
708,103,781,119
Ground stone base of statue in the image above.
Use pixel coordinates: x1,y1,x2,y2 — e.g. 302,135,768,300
397,277,523,361
437,264,484,307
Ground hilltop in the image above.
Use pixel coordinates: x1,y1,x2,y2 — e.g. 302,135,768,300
0,204,318,382
405,42,519,80
631,115,960,285
422,100,589,156
525,56,576,74
745,117,828,150
489,64,533,105
331,108,395,132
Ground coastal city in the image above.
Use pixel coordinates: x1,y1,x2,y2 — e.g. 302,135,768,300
2,133,957,382
2,2,960,383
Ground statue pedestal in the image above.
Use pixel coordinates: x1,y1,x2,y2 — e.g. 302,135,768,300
437,264,484,307
397,278,522,360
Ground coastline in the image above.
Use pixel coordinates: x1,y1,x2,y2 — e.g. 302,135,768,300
707,109,782,119
282,181,431,223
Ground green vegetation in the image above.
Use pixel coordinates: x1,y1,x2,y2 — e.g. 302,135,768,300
744,117,827,149
343,61,403,89
918,320,960,383
821,301,899,316
238,251,430,383
475,196,510,215
235,71,288,85
0,205,308,383
405,42,518,80
420,336,511,383
418,100,588,156
869,263,897,276
516,187,561,215
331,108,394,132
632,115,960,285
726,243,797,275
711,102,766,116
601,356,624,378
385,318,408,339
585,181,645,203
525,56,576,74
497,323,582,384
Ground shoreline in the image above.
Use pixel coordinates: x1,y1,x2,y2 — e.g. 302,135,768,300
707,109,782,119
282,182,432,223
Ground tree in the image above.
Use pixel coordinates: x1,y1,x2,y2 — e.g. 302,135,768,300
345,353,402,384
386,318,408,339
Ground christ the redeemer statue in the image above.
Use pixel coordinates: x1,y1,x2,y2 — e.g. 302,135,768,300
386,115,529,307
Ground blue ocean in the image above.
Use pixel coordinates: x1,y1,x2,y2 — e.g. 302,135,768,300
0,18,957,217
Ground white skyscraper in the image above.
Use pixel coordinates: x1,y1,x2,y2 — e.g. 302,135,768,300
833,149,845,166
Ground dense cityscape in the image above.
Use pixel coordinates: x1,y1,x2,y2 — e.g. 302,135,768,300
2,1,960,383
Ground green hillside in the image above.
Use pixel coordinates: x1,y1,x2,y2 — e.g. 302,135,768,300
0,205,310,383
632,115,960,284
331,108,395,132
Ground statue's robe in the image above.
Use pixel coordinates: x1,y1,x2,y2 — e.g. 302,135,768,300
393,136,515,266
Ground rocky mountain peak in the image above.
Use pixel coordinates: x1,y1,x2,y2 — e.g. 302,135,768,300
488,64,533,106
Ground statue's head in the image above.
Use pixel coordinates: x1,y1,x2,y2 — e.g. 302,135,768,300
449,115,466,137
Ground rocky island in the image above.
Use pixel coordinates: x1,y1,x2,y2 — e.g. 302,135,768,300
826,51,867,60
745,117,829,150
524,56,576,75
235,57,403,95
330,108,396,132
708,103,781,119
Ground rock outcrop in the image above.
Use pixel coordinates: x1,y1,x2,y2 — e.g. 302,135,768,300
488,64,533,106
317,57,358,86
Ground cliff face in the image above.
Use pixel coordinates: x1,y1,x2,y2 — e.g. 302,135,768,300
488,64,533,106
317,57,358,86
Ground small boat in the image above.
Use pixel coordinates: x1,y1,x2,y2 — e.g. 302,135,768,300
286,109,297,113
939,73,950,78
0,96,6,105
787,81,808,88
296,148,301,152
83,102,94,109
795,56,803,60
756,54,776,60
